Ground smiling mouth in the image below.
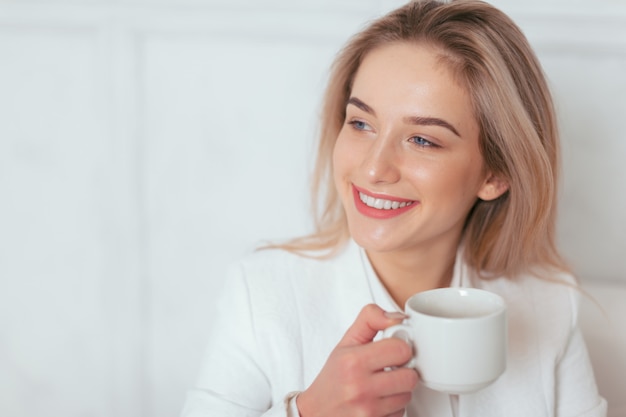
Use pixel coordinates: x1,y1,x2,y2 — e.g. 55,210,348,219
358,191,416,210
352,185,418,219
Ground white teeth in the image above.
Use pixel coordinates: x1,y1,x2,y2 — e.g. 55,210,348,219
359,192,413,210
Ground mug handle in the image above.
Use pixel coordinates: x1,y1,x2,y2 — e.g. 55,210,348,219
382,324,417,369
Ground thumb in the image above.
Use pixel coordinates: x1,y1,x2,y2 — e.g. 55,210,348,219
337,304,407,347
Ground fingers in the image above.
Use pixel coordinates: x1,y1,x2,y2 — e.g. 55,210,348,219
331,345,418,397
344,392,413,417
384,404,411,417
297,304,415,417
341,366,417,400
329,368,416,417
370,367,419,397
338,304,407,347
356,337,414,371
378,392,413,417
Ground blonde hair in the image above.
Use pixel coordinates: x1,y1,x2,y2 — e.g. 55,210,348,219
271,0,568,278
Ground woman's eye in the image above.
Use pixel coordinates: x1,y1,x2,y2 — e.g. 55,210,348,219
409,135,436,147
348,120,372,131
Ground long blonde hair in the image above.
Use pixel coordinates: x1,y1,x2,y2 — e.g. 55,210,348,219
271,0,568,278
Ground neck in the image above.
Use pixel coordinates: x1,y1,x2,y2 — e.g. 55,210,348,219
366,240,459,308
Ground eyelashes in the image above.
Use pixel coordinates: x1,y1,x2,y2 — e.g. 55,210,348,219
347,119,372,131
346,118,439,148
408,135,437,148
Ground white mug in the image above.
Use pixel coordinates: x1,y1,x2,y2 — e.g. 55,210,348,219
383,287,507,394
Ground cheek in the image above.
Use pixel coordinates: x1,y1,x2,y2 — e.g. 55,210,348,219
403,158,447,188
446,160,488,204
409,157,484,201
331,139,343,181
332,135,349,191
332,133,354,179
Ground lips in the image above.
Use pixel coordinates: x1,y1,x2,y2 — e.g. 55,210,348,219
352,185,418,219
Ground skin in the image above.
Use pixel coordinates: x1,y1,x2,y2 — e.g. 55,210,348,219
334,42,508,307
297,42,508,417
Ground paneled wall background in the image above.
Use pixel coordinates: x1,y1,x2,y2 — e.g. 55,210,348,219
1,1,624,417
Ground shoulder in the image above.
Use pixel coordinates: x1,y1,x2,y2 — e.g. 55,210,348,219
218,241,373,367
230,245,350,290
478,269,580,321
516,270,580,328
478,270,582,358
223,240,370,318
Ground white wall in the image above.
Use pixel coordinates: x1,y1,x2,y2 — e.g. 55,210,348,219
0,1,624,417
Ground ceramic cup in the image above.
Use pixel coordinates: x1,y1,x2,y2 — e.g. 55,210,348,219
383,287,507,394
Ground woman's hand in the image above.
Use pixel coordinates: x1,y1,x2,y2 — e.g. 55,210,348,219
296,304,418,417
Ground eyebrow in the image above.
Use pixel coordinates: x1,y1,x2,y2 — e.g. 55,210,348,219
347,97,375,115
347,96,461,138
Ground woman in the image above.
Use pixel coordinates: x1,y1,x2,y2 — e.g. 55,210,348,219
182,1,606,416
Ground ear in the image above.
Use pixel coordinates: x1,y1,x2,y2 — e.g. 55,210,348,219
477,173,509,201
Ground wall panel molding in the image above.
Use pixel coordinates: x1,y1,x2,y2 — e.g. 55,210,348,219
1,2,624,417
2,4,626,49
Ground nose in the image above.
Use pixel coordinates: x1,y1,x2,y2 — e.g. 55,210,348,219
360,135,401,185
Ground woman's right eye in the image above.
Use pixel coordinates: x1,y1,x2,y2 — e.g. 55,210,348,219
347,119,372,131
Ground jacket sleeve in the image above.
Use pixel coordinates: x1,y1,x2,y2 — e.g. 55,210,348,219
555,289,607,417
180,263,294,417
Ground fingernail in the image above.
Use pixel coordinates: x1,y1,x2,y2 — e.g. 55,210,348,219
384,311,408,320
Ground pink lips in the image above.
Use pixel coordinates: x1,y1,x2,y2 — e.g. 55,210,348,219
352,185,418,219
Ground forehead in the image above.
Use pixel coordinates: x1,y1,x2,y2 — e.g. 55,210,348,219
352,42,465,100
350,42,477,136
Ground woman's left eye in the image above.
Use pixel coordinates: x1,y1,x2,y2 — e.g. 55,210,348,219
409,136,436,147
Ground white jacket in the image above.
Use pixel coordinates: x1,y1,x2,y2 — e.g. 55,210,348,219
181,239,607,417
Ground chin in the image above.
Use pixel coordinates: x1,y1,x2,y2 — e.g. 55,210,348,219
349,229,404,254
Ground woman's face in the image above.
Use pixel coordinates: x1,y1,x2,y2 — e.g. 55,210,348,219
333,42,502,255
